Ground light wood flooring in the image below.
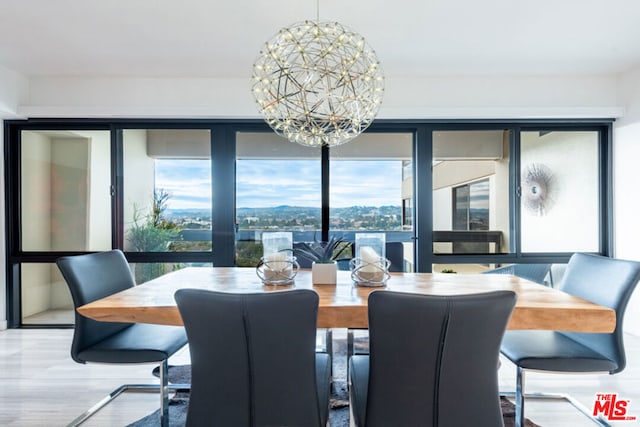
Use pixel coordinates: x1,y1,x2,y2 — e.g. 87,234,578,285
1,328,640,426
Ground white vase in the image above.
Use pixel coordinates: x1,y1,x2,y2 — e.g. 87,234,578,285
312,261,337,285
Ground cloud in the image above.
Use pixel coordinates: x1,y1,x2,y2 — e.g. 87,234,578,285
156,158,403,210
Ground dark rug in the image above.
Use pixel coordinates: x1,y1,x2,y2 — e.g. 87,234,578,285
128,338,540,427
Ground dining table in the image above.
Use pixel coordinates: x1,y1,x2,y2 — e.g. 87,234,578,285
77,267,616,333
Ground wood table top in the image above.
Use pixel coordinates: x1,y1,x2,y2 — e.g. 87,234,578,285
77,267,616,332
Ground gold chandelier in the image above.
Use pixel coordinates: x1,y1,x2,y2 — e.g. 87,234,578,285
252,20,384,147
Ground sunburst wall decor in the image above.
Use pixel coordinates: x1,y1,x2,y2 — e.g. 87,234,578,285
522,162,555,216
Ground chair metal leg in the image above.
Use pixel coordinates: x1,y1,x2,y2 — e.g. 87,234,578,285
160,359,169,427
515,366,525,427
66,361,191,427
325,329,333,355
501,366,612,427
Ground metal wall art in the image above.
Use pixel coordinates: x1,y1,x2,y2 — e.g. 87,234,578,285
522,162,555,216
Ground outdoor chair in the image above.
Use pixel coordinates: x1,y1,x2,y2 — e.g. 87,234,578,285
349,290,516,427
56,250,188,427
500,252,640,427
175,288,331,427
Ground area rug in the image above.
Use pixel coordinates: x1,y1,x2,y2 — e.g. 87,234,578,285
128,338,539,427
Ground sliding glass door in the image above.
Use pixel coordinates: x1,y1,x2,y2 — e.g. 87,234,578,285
4,119,612,327
19,129,112,324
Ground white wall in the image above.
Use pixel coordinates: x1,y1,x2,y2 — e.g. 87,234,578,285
0,119,5,329
614,66,640,336
15,75,624,120
0,64,28,118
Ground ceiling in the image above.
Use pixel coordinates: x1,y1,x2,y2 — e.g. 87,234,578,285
1,0,640,80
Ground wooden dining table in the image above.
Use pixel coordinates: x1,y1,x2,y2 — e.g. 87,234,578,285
77,267,616,333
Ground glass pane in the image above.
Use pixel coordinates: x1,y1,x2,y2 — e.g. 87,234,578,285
130,262,210,285
21,263,73,325
432,263,493,274
21,130,112,251
330,133,414,272
123,129,212,252
235,132,321,267
520,131,599,252
432,130,510,255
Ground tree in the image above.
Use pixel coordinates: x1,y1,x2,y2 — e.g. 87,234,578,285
127,189,182,283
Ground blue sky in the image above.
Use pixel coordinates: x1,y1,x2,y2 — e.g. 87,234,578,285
156,159,403,210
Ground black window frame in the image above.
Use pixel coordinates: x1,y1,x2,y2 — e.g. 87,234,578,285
3,118,613,327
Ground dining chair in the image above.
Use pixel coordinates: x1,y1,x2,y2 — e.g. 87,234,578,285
56,250,188,427
500,252,640,427
483,263,552,285
346,241,406,358
175,288,332,427
349,290,517,427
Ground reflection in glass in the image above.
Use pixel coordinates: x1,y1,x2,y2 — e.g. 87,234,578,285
21,130,112,252
21,263,73,325
129,262,210,285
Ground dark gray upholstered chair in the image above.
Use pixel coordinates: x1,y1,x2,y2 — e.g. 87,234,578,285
175,288,332,427
349,290,516,427
501,253,640,427
483,263,552,285
56,250,188,427
346,241,406,357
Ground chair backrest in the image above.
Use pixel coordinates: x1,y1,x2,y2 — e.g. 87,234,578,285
365,290,516,427
484,263,552,285
175,288,324,427
56,250,136,364
548,263,567,287
558,253,640,374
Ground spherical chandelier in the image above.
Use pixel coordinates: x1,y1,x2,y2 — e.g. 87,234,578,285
252,20,384,148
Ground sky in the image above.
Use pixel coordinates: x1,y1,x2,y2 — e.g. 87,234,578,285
155,159,403,210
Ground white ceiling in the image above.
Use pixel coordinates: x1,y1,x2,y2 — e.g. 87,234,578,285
1,0,640,80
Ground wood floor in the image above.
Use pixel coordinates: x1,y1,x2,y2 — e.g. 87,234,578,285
1,328,640,426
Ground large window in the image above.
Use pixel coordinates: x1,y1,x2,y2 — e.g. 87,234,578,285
4,119,612,327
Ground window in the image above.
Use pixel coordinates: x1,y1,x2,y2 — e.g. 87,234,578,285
520,130,600,253
235,132,321,267
432,130,509,261
4,119,611,327
330,133,414,272
19,129,111,325
122,129,212,283
453,179,489,231
123,129,212,255
21,130,112,252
